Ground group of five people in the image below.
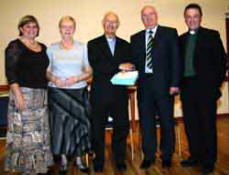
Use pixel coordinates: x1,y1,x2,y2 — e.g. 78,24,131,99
4,3,227,175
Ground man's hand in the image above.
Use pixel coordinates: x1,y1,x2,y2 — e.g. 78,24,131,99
169,87,180,95
119,62,134,71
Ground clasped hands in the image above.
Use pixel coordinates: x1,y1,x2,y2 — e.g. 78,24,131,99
119,63,179,95
53,76,78,87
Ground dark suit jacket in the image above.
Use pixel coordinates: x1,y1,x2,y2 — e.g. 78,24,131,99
179,27,227,98
87,35,131,102
131,25,181,95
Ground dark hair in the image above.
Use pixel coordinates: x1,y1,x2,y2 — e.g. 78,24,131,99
184,3,202,16
18,15,40,36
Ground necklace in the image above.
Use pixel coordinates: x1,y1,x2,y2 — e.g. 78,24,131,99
20,37,41,52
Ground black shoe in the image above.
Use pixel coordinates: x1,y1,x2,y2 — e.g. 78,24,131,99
116,161,127,171
93,162,104,172
180,157,199,167
59,166,68,174
38,170,54,175
59,159,68,174
59,168,68,175
75,158,90,173
88,150,95,158
202,164,214,174
162,159,172,168
140,159,155,169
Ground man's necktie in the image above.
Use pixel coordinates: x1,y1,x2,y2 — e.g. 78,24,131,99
146,30,154,71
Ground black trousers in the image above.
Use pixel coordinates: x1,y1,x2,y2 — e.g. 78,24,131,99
181,78,217,166
90,83,129,164
138,77,175,161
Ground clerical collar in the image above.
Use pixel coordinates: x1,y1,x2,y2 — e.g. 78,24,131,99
189,30,196,35
189,28,199,35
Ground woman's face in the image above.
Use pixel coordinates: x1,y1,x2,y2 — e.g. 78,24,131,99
59,19,75,40
20,22,39,39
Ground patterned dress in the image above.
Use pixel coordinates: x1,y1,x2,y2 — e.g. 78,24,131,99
4,39,53,175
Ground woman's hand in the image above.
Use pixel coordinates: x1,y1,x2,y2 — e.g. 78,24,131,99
54,77,66,87
10,83,27,110
65,76,78,86
46,69,65,87
15,94,27,110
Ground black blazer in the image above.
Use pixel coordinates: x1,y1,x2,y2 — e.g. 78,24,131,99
131,25,181,92
87,35,131,103
179,27,227,93
88,35,131,83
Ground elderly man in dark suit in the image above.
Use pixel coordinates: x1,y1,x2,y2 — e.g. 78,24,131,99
87,12,133,172
179,3,227,174
131,5,181,169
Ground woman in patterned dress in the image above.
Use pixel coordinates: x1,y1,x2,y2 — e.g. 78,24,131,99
4,15,53,175
46,16,92,173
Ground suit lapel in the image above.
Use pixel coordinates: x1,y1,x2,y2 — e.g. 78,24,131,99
183,33,189,44
154,26,161,42
194,27,203,55
153,26,162,52
113,37,120,58
100,35,113,59
181,32,189,53
140,31,146,54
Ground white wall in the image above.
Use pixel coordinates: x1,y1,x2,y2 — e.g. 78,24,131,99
0,0,228,114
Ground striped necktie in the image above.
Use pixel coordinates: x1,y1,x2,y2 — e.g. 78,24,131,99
146,30,154,71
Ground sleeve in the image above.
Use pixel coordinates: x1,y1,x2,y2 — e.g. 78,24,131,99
122,42,132,63
46,46,53,70
82,43,89,68
169,29,182,87
130,35,139,69
5,41,22,84
130,35,142,71
214,31,227,88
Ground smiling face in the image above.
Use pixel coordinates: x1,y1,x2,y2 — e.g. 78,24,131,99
184,8,202,31
103,13,119,38
59,19,75,40
141,6,158,29
19,22,39,39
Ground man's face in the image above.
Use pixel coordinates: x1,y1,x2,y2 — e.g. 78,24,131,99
184,8,202,31
141,6,158,29
103,14,119,37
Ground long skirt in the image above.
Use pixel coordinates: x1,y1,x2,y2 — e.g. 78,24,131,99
4,87,53,175
48,87,91,156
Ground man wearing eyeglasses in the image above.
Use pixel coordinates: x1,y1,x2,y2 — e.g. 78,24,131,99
88,12,133,172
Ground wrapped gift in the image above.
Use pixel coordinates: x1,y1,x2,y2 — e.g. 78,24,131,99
111,71,138,86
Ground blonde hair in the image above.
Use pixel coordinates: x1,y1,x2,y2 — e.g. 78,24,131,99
59,16,76,29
